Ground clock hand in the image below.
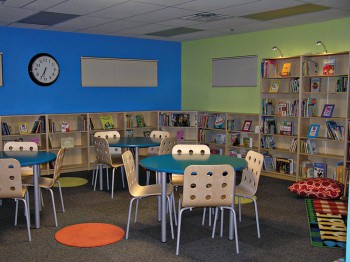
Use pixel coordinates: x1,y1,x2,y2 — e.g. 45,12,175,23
41,67,47,78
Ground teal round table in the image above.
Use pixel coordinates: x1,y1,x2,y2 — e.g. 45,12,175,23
0,151,57,229
141,154,247,243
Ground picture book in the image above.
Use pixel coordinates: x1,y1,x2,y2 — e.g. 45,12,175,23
61,137,74,148
210,148,223,155
301,160,313,178
230,132,240,146
176,130,185,141
313,162,327,178
279,121,293,135
321,104,335,118
18,122,29,134
263,155,274,171
280,63,291,77
241,120,252,132
172,114,190,127
227,119,234,131
275,157,292,174
215,133,226,144
61,121,70,132
242,137,253,148
310,77,321,92
306,124,320,138
100,115,114,129
143,131,150,137
214,114,225,129
29,137,40,146
269,80,280,92
135,115,146,127
277,102,287,116
323,58,335,75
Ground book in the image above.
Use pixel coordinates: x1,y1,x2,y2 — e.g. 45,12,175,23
310,77,321,92
277,102,287,116
18,122,29,134
275,157,292,174
269,80,280,92
61,137,74,148
242,137,253,148
306,124,320,138
214,114,225,129
323,58,335,75
143,131,150,137
61,121,70,132
100,115,114,129
176,130,184,141
230,132,240,146
263,155,274,171
300,160,313,178
29,137,40,146
215,133,226,144
279,121,293,135
227,119,234,131
171,114,190,127
313,162,327,178
280,63,291,77
321,104,335,118
210,148,223,155
135,115,146,127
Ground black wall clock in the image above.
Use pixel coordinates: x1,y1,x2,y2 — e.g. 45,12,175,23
28,53,60,86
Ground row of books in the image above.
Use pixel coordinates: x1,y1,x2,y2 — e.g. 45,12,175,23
198,129,226,145
1,122,11,135
263,155,294,175
325,120,344,140
302,58,336,76
301,98,316,117
198,113,225,129
159,113,190,127
261,117,277,134
300,160,328,178
277,100,298,117
260,135,276,149
336,76,348,92
300,139,317,154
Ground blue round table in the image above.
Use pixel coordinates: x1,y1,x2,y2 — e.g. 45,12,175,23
140,154,247,243
0,151,57,229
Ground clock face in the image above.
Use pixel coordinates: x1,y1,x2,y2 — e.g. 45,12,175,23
28,53,60,86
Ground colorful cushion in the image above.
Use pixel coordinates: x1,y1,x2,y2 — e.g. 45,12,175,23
288,178,344,199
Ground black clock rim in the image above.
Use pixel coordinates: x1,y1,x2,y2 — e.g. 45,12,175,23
28,53,60,86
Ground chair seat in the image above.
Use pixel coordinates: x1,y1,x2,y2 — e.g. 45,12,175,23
130,183,173,198
23,176,55,189
235,185,255,197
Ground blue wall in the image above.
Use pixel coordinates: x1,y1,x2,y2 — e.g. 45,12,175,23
0,27,181,115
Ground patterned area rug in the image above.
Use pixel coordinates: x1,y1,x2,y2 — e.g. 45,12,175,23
305,199,347,249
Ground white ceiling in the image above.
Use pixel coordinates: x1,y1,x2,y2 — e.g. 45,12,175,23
0,0,349,42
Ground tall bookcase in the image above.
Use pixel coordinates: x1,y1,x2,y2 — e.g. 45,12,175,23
260,51,350,181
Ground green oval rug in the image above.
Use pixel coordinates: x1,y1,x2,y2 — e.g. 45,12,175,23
234,195,256,204
54,177,88,188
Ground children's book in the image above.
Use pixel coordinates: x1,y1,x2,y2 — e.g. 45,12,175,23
280,63,291,77
61,121,70,132
214,114,225,129
306,124,320,138
313,163,327,178
323,58,335,75
263,155,274,171
176,130,184,141
230,132,240,146
310,77,321,92
135,115,146,127
269,80,280,92
242,137,253,148
100,115,114,129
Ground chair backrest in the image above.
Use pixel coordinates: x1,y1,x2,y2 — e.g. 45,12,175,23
182,164,235,208
158,137,177,155
172,144,210,155
122,150,140,197
4,141,38,152
148,131,171,155
4,142,38,173
238,150,264,195
93,137,113,166
0,158,23,198
94,131,122,156
51,148,66,186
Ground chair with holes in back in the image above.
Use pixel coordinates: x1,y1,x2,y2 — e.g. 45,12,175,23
92,131,125,191
122,150,175,240
0,158,31,241
139,130,170,185
22,148,66,227
4,141,38,177
176,164,239,255
93,136,125,198
235,150,264,238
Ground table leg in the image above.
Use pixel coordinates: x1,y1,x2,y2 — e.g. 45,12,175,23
33,164,40,229
160,171,167,242
156,172,161,222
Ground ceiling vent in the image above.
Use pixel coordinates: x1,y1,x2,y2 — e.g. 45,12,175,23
182,12,230,22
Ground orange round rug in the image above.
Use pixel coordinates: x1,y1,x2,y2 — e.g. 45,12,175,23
55,223,125,248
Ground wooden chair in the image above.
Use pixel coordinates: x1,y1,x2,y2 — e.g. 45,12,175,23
0,158,31,241
22,148,66,227
176,164,239,255
122,150,174,239
4,141,38,177
93,137,125,198
235,150,264,238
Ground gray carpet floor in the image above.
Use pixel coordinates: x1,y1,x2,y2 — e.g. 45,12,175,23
0,170,346,262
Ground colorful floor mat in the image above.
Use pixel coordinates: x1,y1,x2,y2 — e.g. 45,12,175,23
305,199,347,249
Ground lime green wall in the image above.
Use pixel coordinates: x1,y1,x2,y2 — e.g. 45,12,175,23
182,17,350,113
